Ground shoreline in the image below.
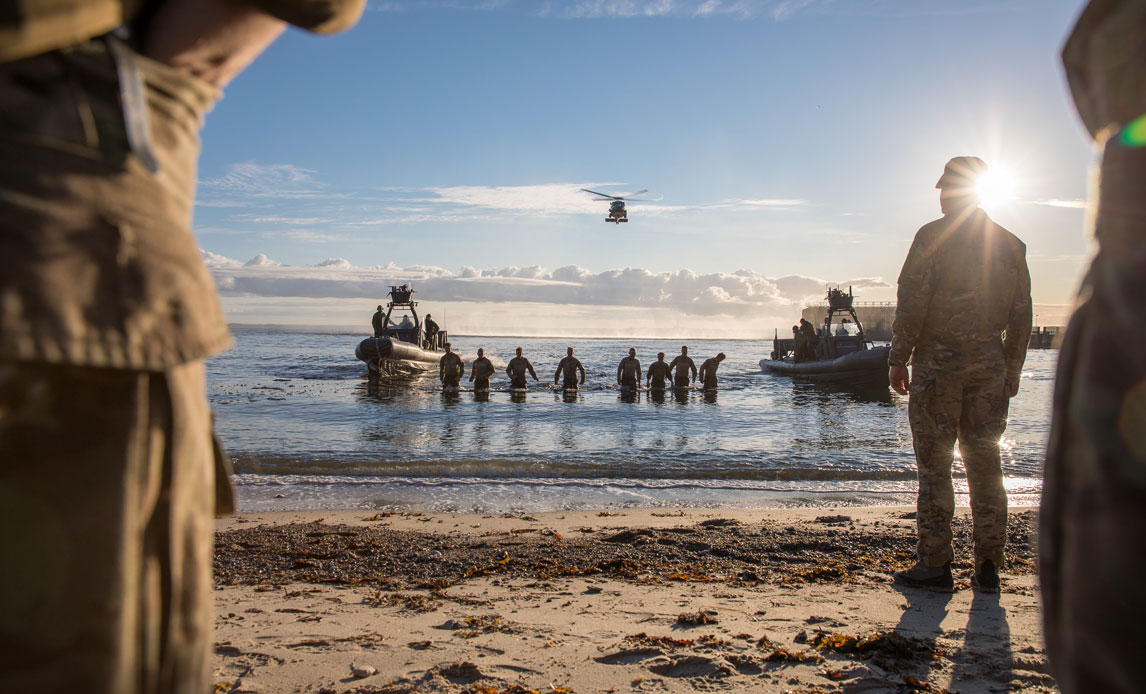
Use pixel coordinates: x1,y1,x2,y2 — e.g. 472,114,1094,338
213,505,1055,693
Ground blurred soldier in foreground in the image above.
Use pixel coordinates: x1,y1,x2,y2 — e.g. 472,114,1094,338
372,304,386,337
470,348,495,392
1041,3,1146,691
0,1,364,691
617,347,642,390
646,352,672,391
438,343,465,390
699,352,726,390
888,156,1032,593
669,345,697,389
423,313,439,349
554,347,586,390
506,347,539,389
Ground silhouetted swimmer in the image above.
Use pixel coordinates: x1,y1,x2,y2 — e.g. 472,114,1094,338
699,352,726,390
669,345,697,389
617,347,642,391
554,346,586,390
646,352,671,391
506,347,539,390
469,347,495,392
438,342,465,390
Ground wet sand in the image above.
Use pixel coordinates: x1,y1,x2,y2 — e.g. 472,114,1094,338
213,506,1056,693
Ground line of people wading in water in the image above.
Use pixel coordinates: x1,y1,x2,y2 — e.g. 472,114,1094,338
436,343,727,393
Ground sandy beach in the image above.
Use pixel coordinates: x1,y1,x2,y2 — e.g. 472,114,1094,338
212,506,1055,693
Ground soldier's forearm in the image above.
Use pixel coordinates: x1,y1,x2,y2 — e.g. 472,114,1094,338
140,0,287,88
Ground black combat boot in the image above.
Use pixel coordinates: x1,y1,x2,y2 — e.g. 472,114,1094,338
972,559,1000,594
892,562,954,592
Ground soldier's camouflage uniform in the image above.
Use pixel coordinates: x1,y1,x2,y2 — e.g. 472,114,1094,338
0,1,362,692
506,355,537,389
890,206,1032,572
1041,2,1146,691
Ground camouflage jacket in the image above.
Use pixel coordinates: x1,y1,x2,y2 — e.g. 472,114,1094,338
889,208,1032,382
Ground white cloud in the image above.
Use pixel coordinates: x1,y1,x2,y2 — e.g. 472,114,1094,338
200,249,243,269
202,253,888,318
200,162,331,200
1026,199,1088,209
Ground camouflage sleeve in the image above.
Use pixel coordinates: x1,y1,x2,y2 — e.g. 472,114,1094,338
889,228,934,367
1003,246,1033,383
636,360,642,381
526,360,538,379
578,360,586,382
689,358,697,379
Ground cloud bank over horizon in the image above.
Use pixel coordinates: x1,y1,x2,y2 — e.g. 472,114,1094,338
202,250,889,321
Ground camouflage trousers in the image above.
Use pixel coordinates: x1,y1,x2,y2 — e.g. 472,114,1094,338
1040,141,1146,693
0,360,226,694
908,366,1009,569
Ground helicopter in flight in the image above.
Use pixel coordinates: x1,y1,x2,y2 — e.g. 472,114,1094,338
580,188,659,223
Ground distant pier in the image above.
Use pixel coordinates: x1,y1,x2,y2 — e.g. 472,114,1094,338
801,303,1062,349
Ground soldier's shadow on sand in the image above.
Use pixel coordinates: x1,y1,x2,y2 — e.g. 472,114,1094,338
951,592,1014,688
891,585,953,682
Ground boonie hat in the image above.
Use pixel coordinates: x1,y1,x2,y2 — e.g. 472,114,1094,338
936,156,988,189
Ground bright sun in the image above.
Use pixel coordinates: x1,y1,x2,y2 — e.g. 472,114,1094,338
976,168,1018,208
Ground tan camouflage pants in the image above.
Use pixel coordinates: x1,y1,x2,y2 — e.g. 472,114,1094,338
908,367,1009,569
0,360,220,694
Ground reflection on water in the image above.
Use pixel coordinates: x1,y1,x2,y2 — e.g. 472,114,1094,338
209,330,1056,510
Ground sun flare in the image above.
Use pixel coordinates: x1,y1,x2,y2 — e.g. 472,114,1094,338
976,168,1018,208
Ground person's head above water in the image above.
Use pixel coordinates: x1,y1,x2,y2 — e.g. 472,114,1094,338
716,353,726,361
567,347,574,356
376,305,382,311
629,347,636,357
477,348,484,357
516,347,523,356
444,342,452,352
681,345,688,354
936,156,986,215
657,352,665,360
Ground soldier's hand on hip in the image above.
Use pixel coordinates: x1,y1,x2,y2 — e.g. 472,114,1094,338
889,365,910,395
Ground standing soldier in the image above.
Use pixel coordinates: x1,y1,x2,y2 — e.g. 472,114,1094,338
423,313,439,349
1041,3,1146,691
889,156,1032,593
469,348,495,392
506,347,539,390
616,347,642,391
438,342,464,390
699,353,726,390
669,345,697,389
554,347,586,390
372,304,386,337
646,352,672,391
0,1,365,692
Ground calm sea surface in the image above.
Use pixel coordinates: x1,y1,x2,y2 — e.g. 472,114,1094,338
208,326,1056,513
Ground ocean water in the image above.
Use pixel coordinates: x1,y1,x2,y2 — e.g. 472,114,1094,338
208,326,1056,513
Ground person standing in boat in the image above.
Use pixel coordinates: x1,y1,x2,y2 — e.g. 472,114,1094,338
423,313,439,349
372,305,386,338
469,348,495,391
699,353,726,390
669,346,697,389
646,352,672,391
506,347,539,389
438,343,465,390
616,348,642,391
888,156,1032,593
798,318,819,361
554,347,586,390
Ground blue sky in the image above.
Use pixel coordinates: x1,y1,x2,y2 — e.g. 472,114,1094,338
195,0,1093,335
